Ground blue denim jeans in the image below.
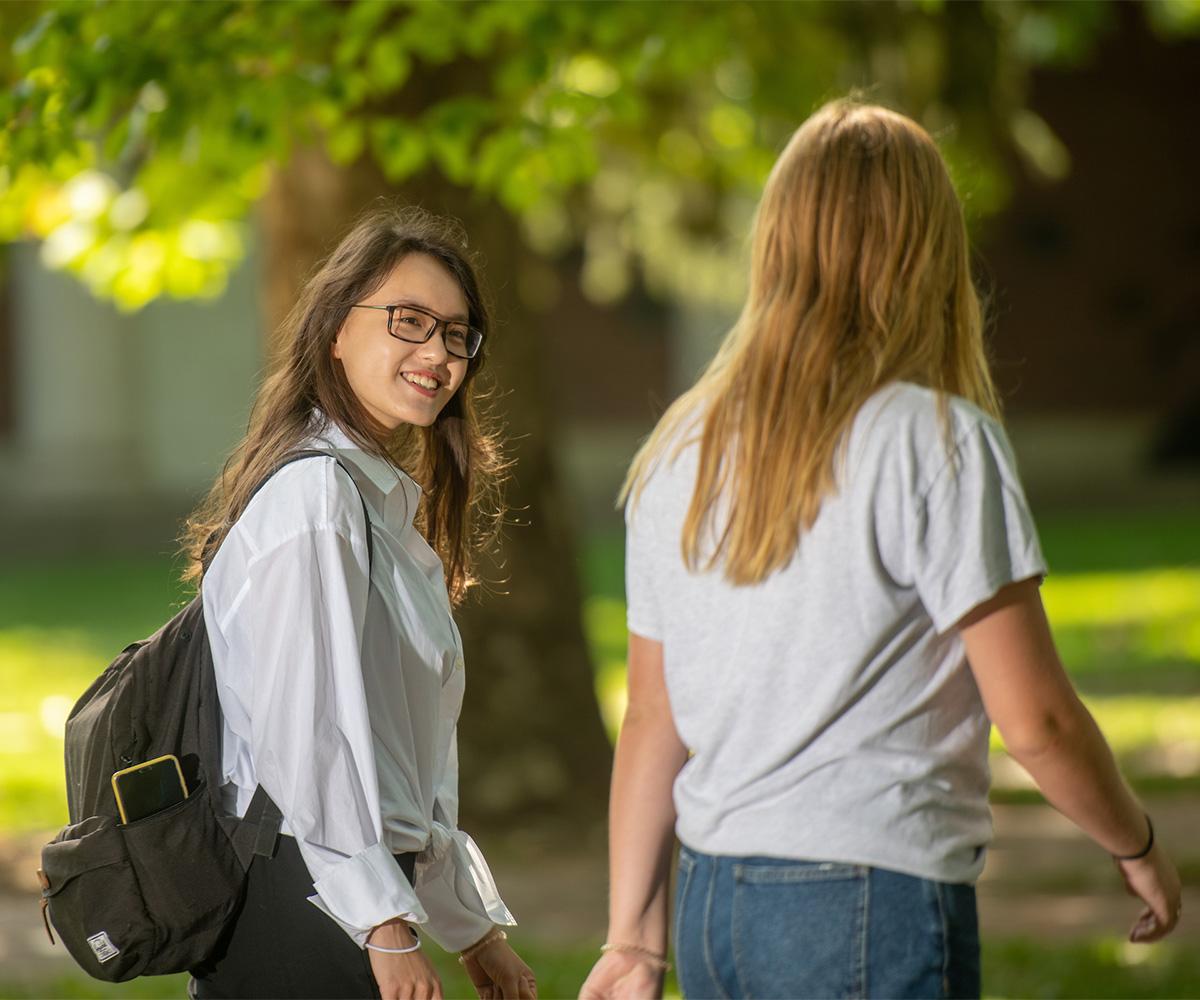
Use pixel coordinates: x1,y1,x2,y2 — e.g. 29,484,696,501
674,845,980,999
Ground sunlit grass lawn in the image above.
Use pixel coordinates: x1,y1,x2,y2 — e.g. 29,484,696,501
0,943,617,1000
3,511,1199,830
4,936,1199,1000
585,509,1200,751
3,938,1199,1000
0,557,191,831
0,508,1197,998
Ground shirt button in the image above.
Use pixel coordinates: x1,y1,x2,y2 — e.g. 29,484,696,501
454,656,465,671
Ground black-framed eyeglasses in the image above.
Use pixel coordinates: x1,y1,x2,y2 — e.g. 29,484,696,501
350,302,483,360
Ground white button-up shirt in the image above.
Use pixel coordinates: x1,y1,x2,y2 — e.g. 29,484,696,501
201,418,515,951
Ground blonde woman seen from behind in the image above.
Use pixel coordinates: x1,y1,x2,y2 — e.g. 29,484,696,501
580,101,1180,1000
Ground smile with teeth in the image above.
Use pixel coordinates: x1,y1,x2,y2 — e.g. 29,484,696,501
402,372,440,391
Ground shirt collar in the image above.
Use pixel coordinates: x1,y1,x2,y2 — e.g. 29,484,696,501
302,412,423,533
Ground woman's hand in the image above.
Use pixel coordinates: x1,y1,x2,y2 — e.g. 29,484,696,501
461,937,536,1000
367,920,444,1000
1117,843,1183,943
579,950,664,1000
586,633,684,1000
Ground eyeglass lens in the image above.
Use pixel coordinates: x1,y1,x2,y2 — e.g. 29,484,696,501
390,306,480,358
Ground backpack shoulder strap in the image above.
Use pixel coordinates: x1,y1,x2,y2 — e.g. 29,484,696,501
248,448,375,570
202,448,377,572
233,448,377,863
231,784,285,867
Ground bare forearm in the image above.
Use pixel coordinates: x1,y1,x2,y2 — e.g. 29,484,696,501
606,709,688,951
964,580,1179,943
1006,695,1148,856
962,581,1150,857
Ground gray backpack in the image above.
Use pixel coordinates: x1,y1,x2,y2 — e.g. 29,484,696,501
38,451,372,982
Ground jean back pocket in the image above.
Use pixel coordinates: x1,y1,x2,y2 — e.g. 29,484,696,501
731,859,868,999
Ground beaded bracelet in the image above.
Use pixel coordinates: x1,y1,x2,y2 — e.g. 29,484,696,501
1113,814,1155,861
601,942,672,972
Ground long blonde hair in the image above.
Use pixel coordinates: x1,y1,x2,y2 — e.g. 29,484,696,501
622,99,1000,585
180,205,506,604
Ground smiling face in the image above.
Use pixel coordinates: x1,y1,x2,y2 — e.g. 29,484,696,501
332,253,471,430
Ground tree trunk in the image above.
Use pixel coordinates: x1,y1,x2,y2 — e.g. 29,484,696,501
258,148,613,834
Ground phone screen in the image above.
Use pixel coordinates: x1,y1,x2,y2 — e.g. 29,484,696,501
112,755,188,823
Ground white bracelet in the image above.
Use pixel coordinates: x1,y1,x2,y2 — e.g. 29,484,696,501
366,939,421,954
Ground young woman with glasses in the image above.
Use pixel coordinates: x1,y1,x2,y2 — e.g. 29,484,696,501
581,100,1181,999
182,206,535,1000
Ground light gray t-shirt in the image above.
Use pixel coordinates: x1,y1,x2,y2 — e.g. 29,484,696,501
625,382,1047,884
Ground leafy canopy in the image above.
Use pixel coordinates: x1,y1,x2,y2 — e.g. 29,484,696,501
2,0,1195,311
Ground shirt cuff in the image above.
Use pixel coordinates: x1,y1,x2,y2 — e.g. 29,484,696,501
307,840,428,947
415,830,517,952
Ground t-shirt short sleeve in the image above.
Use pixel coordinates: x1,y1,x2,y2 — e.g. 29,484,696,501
624,494,664,641
911,413,1048,633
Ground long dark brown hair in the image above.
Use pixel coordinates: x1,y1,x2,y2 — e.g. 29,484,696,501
180,204,507,604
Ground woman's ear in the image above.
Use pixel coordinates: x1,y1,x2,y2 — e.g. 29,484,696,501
331,328,344,360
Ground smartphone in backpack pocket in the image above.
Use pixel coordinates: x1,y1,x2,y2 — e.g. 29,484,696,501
111,754,188,824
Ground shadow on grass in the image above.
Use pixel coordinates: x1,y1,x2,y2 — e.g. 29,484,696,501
3,936,1198,999
983,936,1200,999
0,940,657,1000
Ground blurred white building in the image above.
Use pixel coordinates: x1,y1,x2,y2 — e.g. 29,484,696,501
0,242,264,557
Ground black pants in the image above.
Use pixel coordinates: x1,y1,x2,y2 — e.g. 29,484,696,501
192,835,418,1000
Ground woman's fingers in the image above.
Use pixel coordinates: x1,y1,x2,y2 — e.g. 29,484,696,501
1129,905,1151,941
1128,892,1181,943
495,964,535,999
367,949,444,1000
1116,849,1182,944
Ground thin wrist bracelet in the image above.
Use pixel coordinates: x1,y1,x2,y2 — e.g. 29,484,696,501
601,942,671,972
459,928,507,963
366,939,421,954
1113,813,1155,861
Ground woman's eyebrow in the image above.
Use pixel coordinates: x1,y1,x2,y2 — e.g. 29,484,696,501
395,299,469,323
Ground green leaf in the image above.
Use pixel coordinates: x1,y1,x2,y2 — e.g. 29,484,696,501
369,116,427,182
325,119,366,166
366,36,411,93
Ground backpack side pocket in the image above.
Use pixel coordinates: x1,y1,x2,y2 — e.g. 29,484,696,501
118,779,246,974
41,816,157,982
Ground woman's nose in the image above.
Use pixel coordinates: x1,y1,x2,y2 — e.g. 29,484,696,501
419,325,450,362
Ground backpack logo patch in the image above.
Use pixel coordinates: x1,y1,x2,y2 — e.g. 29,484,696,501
86,931,120,963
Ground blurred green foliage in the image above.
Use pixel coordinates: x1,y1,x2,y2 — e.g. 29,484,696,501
3,0,1198,311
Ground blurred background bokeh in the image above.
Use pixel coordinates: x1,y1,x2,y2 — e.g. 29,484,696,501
1,1,1198,997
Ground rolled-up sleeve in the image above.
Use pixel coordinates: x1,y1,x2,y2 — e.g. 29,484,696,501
415,735,516,951
246,523,426,945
